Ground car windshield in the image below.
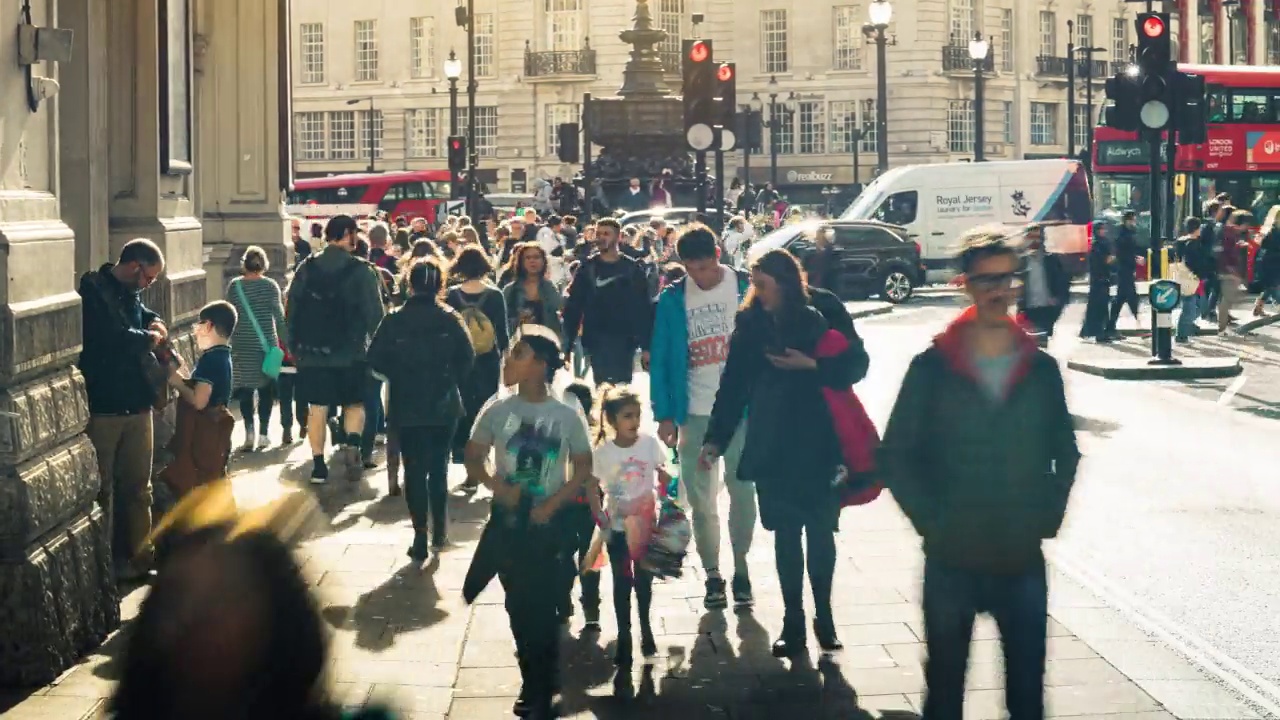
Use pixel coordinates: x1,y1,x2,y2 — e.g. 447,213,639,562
841,185,885,220
746,221,822,264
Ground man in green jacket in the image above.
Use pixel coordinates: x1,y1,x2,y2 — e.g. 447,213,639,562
879,229,1080,720
286,215,386,484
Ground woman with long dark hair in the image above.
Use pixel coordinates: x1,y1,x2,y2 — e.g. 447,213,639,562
446,246,509,466
501,243,564,339
369,258,474,558
701,248,869,658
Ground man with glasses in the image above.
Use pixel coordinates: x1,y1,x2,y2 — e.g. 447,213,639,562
879,228,1080,720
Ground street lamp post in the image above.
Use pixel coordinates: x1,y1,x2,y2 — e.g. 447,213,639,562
864,1,894,176
1076,47,1105,158
443,50,462,200
1223,0,1240,65
757,77,795,189
461,0,479,219
346,97,376,172
968,32,990,162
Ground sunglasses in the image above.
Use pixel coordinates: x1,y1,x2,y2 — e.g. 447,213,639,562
967,272,1022,291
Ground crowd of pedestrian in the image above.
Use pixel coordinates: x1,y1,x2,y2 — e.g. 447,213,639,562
84,199,1087,720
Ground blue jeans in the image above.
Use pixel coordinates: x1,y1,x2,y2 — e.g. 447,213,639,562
360,379,383,459
1177,294,1200,340
922,557,1048,720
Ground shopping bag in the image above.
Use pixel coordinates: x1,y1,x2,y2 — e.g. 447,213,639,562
813,329,883,507
640,497,692,579
580,525,609,575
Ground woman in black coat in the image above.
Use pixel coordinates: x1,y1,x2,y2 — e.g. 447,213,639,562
701,249,870,658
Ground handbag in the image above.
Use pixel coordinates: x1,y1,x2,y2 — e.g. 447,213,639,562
234,280,285,379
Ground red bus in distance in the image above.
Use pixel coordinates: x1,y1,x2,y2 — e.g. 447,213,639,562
1093,64,1280,235
286,170,455,224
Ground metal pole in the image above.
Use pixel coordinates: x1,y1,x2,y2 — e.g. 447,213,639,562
714,146,726,230
1148,132,1168,360
769,100,779,187
582,93,593,219
449,79,459,200
368,98,376,172
974,57,985,161
465,0,478,219
875,30,889,174
696,151,708,215
1067,21,1076,158
1085,57,1094,156
743,134,752,211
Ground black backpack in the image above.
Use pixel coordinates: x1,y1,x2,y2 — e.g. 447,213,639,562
291,258,364,356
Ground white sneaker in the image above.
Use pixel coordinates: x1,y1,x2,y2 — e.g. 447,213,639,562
239,436,255,452
375,433,387,447
257,434,270,449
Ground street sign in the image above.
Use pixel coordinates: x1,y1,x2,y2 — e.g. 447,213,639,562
1149,279,1181,313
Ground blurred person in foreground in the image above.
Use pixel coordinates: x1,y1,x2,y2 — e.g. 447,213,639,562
879,229,1080,720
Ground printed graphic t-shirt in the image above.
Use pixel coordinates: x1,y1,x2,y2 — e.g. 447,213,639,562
470,393,592,505
594,434,667,532
684,267,739,416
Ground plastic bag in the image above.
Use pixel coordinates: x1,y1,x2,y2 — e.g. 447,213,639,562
640,497,692,579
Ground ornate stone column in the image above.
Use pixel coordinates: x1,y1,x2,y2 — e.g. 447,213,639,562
0,0,119,686
195,0,292,298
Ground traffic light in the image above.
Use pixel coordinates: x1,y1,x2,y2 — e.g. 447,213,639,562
447,136,466,172
1175,73,1207,144
1104,72,1141,131
1135,12,1173,134
715,62,737,149
682,39,716,152
557,123,580,163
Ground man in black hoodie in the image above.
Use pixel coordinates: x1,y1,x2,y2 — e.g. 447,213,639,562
562,218,653,385
879,230,1079,720
79,238,169,582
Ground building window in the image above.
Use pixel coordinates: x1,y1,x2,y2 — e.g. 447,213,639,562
1073,105,1091,150
1002,101,1014,144
1075,15,1092,50
296,112,326,159
1000,10,1014,72
859,98,877,152
797,101,826,154
833,6,863,70
328,111,356,159
359,110,384,160
829,101,857,152
771,109,795,155
1111,17,1128,65
410,17,434,79
354,20,378,81
1030,102,1058,145
1269,19,1280,65
464,107,499,157
300,23,325,84
656,0,685,55
545,103,582,155
545,0,582,51
1039,11,1056,57
761,9,789,74
475,13,496,77
1200,18,1215,64
947,100,974,153
949,0,974,44
406,109,441,158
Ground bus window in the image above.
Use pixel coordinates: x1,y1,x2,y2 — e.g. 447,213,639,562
1046,164,1093,224
287,185,369,205
424,182,452,199
1207,87,1227,122
1230,91,1273,122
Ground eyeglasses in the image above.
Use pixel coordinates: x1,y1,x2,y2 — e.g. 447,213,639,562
967,272,1021,291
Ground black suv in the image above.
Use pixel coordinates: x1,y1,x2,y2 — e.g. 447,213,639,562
749,220,926,303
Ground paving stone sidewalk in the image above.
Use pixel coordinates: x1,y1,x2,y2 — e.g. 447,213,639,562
0,437,1255,720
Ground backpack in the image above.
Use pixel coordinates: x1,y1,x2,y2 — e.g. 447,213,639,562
291,258,364,356
452,289,497,355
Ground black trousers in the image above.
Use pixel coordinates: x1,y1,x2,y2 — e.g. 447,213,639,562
1080,283,1111,340
235,384,276,433
560,503,600,619
399,424,455,543
275,373,308,433
498,517,565,704
774,521,837,635
607,532,653,638
585,337,636,387
1107,281,1141,332
1022,305,1061,339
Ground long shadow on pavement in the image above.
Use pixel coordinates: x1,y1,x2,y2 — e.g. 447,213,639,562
321,556,450,652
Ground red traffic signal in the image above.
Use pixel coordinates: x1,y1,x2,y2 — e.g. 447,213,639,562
449,138,463,150
717,63,734,82
689,40,710,63
1142,15,1165,38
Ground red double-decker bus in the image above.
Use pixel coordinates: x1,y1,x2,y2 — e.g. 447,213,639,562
1093,64,1280,240
286,170,456,224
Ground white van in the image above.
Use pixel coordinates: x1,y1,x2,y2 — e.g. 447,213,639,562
839,159,1092,282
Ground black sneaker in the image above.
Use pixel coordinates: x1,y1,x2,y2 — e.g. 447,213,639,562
582,605,601,632
309,456,328,485
703,577,728,610
732,574,754,607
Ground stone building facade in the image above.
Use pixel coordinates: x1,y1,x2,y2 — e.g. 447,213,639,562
290,0,1276,205
0,0,291,686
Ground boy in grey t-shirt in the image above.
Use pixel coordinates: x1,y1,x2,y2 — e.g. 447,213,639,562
463,326,592,719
